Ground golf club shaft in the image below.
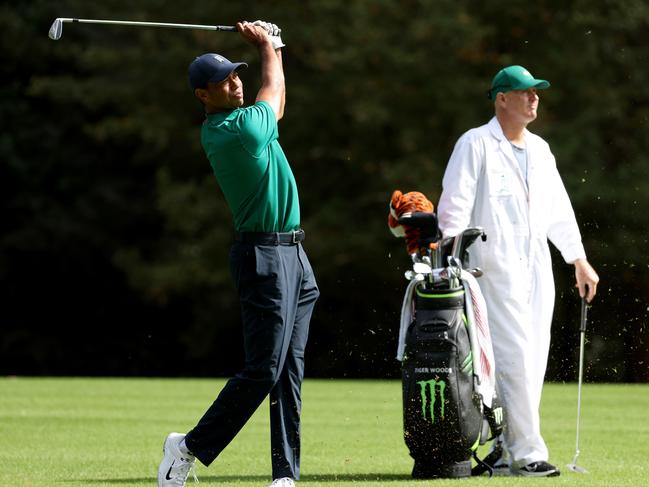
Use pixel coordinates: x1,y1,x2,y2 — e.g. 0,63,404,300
58,18,237,32
574,329,586,456
573,298,588,458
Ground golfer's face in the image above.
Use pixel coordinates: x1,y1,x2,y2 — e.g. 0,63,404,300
504,88,539,122
207,70,244,109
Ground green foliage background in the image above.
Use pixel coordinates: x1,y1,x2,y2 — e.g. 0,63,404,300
2,0,648,380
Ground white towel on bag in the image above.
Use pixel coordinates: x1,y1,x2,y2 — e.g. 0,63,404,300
461,269,496,408
396,279,418,362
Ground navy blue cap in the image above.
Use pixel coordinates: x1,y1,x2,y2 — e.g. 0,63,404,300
188,53,247,90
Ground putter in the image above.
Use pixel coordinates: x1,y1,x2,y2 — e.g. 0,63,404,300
567,296,589,474
49,17,237,40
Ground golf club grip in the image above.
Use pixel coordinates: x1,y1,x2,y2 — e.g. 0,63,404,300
579,297,588,333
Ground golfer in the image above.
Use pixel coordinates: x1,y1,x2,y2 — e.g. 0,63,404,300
437,65,599,477
158,21,319,487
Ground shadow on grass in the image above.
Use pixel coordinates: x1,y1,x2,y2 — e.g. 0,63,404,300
76,472,413,483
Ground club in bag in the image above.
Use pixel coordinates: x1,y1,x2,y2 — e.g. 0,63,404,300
567,295,589,474
49,18,237,41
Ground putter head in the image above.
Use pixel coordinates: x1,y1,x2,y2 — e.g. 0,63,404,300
49,18,63,40
566,463,588,474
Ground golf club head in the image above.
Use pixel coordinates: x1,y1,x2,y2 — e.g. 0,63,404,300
413,262,432,275
566,463,588,474
49,18,64,40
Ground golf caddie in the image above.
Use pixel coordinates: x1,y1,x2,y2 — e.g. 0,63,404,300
158,20,319,487
437,65,599,477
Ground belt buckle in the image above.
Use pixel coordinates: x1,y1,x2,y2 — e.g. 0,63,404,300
291,230,298,244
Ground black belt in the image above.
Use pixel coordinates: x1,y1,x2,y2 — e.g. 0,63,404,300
234,229,305,245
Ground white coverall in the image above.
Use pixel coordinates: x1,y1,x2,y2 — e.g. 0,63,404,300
437,117,586,467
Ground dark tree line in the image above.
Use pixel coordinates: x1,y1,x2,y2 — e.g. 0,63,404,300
2,0,648,381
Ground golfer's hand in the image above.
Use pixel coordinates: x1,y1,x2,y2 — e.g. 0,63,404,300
574,258,599,302
236,21,271,47
268,34,285,50
251,20,281,36
252,20,285,49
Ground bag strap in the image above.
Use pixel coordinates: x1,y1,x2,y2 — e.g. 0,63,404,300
471,451,494,477
471,436,505,476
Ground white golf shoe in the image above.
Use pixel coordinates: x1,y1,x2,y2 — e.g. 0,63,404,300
158,432,197,487
269,478,295,487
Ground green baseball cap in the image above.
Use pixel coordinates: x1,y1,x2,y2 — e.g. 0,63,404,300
488,65,550,100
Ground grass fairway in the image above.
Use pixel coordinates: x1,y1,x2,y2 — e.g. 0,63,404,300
1,378,648,486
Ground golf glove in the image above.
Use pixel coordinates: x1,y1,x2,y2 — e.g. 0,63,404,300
269,34,285,50
252,20,285,49
252,20,281,36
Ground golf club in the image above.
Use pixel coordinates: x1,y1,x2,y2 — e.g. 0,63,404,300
413,262,433,275
567,296,589,474
48,18,237,41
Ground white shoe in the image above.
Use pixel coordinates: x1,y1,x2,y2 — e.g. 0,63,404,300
269,478,295,487
158,432,197,487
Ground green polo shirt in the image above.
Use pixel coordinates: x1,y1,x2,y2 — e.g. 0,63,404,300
201,101,300,232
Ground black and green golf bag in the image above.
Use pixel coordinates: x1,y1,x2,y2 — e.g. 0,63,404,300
397,213,504,478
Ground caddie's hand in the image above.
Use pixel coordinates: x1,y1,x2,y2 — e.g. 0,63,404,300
574,258,599,302
236,21,271,47
250,20,284,49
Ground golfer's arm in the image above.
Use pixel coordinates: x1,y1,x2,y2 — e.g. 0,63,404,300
256,41,285,120
276,49,286,119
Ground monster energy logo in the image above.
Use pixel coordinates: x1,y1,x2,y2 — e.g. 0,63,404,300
417,378,446,423
492,406,504,425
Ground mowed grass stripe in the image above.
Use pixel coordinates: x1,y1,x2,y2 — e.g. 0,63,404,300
1,378,648,486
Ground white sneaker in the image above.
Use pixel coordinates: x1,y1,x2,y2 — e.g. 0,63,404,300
269,478,295,487
158,432,197,487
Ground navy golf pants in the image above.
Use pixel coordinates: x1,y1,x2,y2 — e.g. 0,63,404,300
185,240,319,480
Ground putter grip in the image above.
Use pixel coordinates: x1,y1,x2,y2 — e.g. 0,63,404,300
579,298,588,333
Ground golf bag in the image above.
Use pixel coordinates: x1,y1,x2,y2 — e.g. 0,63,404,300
396,212,504,478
